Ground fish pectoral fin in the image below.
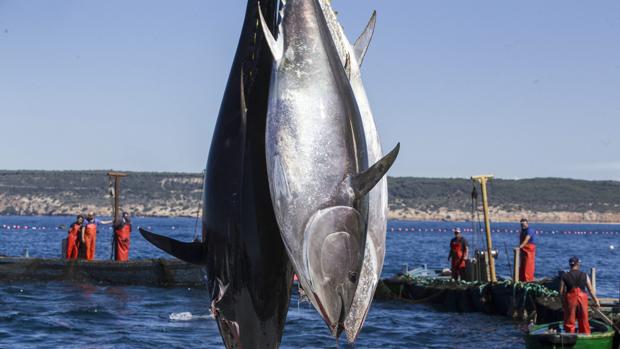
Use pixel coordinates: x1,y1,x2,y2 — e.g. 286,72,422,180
353,10,377,66
139,228,206,265
351,142,400,197
258,2,283,62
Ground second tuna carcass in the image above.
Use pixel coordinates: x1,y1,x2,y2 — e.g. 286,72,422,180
320,2,389,343
259,0,399,337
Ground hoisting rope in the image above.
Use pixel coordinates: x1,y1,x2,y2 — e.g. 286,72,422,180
193,170,206,242
107,175,117,260
470,185,478,252
471,184,484,281
108,175,115,213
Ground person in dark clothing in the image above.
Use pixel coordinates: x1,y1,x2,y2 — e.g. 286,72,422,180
559,256,600,334
448,228,468,280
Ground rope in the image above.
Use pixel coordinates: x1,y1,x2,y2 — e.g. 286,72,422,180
471,184,484,281
470,185,478,252
193,170,206,242
108,176,116,261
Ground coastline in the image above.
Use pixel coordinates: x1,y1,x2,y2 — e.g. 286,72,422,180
2,206,620,225
389,207,620,224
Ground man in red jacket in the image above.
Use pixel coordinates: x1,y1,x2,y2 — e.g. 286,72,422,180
448,228,468,280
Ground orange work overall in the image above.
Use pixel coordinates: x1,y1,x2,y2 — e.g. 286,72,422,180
563,288,590,334
450,239,466,279
519,243,536,282
66,223,81,260
114,224,131,261
83,223,97,261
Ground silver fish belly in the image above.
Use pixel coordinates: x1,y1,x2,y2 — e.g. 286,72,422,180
260,0,368,336
320,2,388,343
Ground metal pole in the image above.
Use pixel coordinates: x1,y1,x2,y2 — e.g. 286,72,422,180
472,175,497,283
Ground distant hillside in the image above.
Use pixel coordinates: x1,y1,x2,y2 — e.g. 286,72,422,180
1,171,620,222
389,177,620,222
0,170,203,217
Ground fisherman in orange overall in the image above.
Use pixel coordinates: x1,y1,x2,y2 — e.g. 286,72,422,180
66,215,84,260
113,212,132,261
80,212,112,261
518,218,536,282
559,256,600,334
448,228,468,280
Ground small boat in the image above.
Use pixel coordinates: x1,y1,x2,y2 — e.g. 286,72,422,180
524,320,615,349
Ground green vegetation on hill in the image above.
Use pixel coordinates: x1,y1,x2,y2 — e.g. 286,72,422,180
1,170,619,216
0,170,203,216
389,177,620,213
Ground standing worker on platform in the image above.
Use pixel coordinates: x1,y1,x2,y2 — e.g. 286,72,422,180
80,212,112,261
559,256,600,334
448,228,469,280
518,218,536,282
113,212,132,261
66,214,83,260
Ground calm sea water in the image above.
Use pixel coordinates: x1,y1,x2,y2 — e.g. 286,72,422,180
1,216,618,348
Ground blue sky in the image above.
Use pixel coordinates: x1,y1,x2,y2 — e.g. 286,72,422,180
1,1,619,179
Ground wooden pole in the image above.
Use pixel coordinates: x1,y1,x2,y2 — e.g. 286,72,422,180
472,175,497,283
106,172,127,261
591,306,620,334
106,172,127,221
513,248,520,282
591,267,597,295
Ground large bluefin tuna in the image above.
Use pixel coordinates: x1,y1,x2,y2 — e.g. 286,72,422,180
258,0,399,336
139,1,294,348
319,2,388,343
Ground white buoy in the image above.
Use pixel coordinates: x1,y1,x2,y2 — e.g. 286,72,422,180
610,245,615,251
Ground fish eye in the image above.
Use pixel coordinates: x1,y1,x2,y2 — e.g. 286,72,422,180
348,271,358,283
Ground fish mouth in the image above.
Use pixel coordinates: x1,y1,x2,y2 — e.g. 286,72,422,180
312,290,348,337
302,206,366,337
336,293,347,337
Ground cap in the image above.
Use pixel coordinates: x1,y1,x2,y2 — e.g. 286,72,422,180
453,228,461,234
569,256,580,266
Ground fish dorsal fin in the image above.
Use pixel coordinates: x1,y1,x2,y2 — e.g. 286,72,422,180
258,3,283,63
351,142,400,197
139,228,206,265
353,11,377,66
